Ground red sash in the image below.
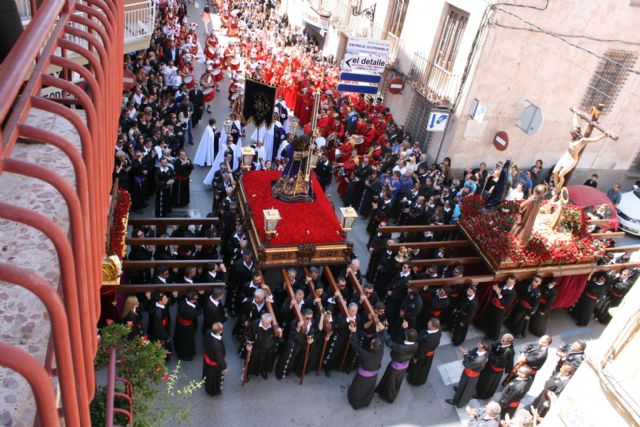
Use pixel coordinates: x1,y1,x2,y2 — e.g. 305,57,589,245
489,363,504,373
428,309,441,317
161,317,169,327
585,292,598,301
520,300,532,309
491,298,504,309
508,401,520,408
426,351,435,357
203,353,218,366
176,315,193,326
609,290,624,298
464,367,480,378
539,297,548,305
175,174,189,181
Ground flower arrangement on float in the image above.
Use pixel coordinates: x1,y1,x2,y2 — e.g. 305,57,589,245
108,189,131,260
459,195,605,267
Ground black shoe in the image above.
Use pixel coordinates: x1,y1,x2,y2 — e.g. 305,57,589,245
188,141,194,145
445,399,457,405
261,372,268,379
325,368,331,378
472,394,480,400
453,386,458,392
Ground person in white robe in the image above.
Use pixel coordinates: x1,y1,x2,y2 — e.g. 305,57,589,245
251,119,275,161
203,138,241,186
193,119,218,167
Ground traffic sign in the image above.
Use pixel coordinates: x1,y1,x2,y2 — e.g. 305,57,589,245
388,76,404,94
341,53,387,74
337,83,379,95
339,72,382,84
346,37,391,56
123,69,136,90
427,111,450,132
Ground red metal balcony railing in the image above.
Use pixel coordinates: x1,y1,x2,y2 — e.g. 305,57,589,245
0,0,124,425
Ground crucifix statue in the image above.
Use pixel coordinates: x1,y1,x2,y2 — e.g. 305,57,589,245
551,105,618,199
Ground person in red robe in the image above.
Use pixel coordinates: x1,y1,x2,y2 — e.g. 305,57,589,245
337,149,359,199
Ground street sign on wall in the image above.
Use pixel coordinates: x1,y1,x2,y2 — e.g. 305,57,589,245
346,37,391,56
337,83,379,95
339,72,382,84
341,53,386,74
427,110,450,132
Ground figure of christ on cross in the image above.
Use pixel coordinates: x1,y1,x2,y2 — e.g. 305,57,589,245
551,106,618,200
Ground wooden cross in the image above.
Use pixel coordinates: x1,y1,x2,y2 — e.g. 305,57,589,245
570,106,619,140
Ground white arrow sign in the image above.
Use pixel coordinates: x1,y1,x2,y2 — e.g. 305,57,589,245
341,53,387,74
427,111,450,132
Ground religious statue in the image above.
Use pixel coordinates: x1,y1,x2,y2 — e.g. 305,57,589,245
272,135,315,202
511,184,548,243
551,109,614,198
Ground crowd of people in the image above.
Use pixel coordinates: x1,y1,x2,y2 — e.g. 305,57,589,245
110,0,639,425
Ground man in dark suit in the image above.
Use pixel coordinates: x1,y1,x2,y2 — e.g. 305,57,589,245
163,38,179,64
189,83,205,127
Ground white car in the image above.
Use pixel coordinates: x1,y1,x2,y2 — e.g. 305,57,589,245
617,189,640,236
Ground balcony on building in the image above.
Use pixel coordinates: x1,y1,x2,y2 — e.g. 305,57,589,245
408,51,461,108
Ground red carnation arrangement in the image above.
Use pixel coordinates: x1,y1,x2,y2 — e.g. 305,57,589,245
108,189,131,260
459,196,603,266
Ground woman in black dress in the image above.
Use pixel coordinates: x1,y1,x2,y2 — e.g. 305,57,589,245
120,295,142,339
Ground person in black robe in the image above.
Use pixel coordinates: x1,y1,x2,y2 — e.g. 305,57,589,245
245,313,283,380
235,289,268,353
347,323,385,409
451,285,479,346
391,285,422,342
385,261,412,329
407,318,441,386
275,309,315,379
373,244,397,296
475,334,515,399
479,277,517,340
498,365,532,420
365,229,390,283
419,286,449,327
172,149,194,207
502,335,552,388
507,275,542,338
375,327,418,403
553,340,586,374
154,157,175,217
228,249,254,316
147,291,172,357
595,269,634,324
572,273,607,326
317,309,346,376
314,151,333,191
203,288,227,333
130,151,148,213
529,278,558,337
202,322,226,396
173,291,200,361
529,364,574,417
446,341,490,408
